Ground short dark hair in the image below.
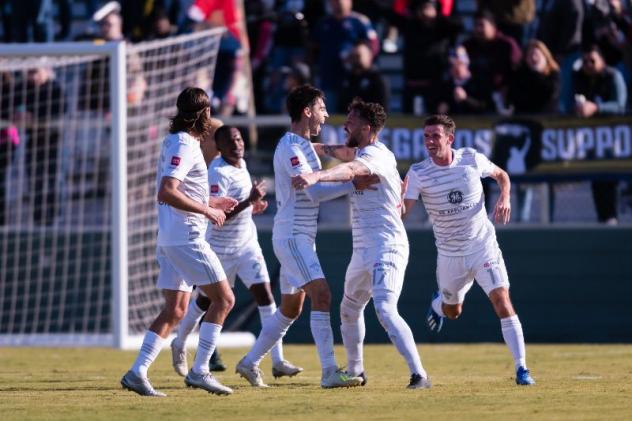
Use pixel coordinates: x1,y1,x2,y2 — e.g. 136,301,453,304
474,9,496,25
214,125,237,146
347,97,387,134
582,43,603,57
169,87,212,138
424,114,456,135
286,84,325,123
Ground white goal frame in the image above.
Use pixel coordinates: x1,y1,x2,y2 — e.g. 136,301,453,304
1,41,129,348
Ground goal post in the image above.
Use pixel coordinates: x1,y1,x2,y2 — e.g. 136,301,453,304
0,29,254,349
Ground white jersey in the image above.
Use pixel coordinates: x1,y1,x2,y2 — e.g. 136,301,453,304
351,141,408,249
206,157,257,255
273,132,321,241
404,148,498,256
156,132,208,246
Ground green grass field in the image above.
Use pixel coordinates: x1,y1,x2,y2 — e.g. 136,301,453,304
1,344,631,420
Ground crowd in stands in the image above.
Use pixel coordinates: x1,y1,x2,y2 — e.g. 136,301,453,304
2,0,631,117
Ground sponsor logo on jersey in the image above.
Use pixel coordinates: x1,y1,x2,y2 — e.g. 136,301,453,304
210,184,219,193
447,190,463,204
290,156,300,167
170,156,181,166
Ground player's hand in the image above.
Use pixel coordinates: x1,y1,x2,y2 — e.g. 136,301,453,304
205,207,226,227
252,199,268,215
291,173,318,190
352,174,380,190
249,179,266,202
209,196,238,213
493,195,511,225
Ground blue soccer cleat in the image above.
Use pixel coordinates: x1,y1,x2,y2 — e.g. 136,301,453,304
516,366,535,385
426,291,444,333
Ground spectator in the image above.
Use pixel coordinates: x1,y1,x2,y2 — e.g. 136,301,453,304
583,0,632,71
477,0,536,46
505,40,561,114
383,0,463,114
0,72,20,225
7,0,70,42
16,67,64,225
573,45,627,225
537,0,584,113
187,0,246,116
432,46,494,114
121,0,181,41
463,9,522,99
339,42,389,111
310,0,379,112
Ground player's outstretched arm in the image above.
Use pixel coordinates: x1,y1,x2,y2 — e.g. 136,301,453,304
292,161,371,189
226,180,267,220
489,165,511,224
158,176,227,226
313,143,357,162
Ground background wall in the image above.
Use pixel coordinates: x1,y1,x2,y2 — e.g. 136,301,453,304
229,228,632,344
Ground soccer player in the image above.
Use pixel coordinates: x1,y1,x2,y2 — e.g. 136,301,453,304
402,114,535,386
234,85,363,388
121,87,238,397
292,98,431,389
171,125,303,379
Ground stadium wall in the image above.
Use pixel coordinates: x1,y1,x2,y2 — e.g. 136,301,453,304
232,228,632,344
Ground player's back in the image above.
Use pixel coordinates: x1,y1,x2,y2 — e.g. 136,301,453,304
206,157,257,254
272,132,321,241
350,141,407,248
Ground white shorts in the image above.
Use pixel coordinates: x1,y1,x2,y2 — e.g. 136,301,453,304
217,241,270,289
156,242,226,292
436,245,510,305
273,237,325,295
345,245,409,304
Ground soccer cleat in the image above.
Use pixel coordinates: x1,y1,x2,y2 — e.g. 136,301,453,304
120,370,166,397
407,373,432,389
426,291,444,333
184,370,233,395
170,339,188,377
321,368,363,389
516,366,535,385
209,349,227,372
235,358,269,387
272,360,304,378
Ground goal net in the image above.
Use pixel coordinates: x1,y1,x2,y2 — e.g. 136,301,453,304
0,29,253,348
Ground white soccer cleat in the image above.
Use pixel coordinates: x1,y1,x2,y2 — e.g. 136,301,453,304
407,373,432,389
235,357,269,387
170,339,188,377
120,370,166,397
184,370,233,395
272,360,304,378
321,367,363,389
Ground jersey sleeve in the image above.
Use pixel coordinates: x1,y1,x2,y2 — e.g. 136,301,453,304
474,151,495,178
283,143,314,177
354,146,383,177
403,167,422,200
161,141,196,182
208,165,230,197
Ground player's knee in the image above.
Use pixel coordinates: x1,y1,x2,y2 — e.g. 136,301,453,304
251,283,274,306
489,288,514,318
443,305,462,320
373,299,397,329
214,292,235,314
309,286,331,310
340,297,362,324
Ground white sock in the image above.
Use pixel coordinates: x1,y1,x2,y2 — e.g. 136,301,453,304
431,294,446,317
341,313,365,377
192,322,222,374
258,303,284,364
131,330,164,378
173,300,205,349
375,296,427,378
501,315,527,370
310,311,338,374
244,310,294,367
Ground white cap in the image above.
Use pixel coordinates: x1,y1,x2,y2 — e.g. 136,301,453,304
93,1,121,22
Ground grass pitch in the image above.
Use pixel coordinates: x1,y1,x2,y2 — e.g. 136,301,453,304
1,344,631,420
